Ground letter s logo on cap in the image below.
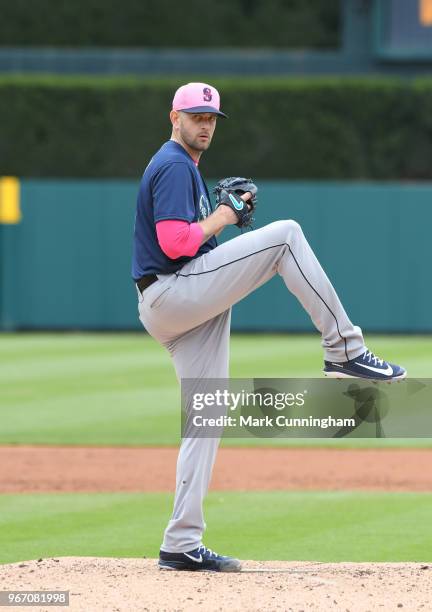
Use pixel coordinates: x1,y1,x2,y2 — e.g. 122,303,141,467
203,87,212,102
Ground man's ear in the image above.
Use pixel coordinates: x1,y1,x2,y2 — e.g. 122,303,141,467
170,110,179,127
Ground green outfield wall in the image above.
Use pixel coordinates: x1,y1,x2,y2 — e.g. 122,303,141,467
0,180,429,332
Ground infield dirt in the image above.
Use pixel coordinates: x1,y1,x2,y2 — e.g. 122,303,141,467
1,557,431,611
1,446,432,493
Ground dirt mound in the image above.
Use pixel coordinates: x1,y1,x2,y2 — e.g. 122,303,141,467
1,557,431,611
2,446,432,493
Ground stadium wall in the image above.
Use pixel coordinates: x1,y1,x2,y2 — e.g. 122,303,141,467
0,180,429,332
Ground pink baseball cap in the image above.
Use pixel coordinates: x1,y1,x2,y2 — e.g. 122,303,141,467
172,82,228,118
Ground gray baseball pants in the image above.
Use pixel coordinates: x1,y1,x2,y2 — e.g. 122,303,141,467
137,219,366,553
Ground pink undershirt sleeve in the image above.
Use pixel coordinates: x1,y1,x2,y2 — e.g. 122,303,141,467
156,219,204,259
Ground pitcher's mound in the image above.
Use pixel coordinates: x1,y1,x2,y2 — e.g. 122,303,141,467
1,557,431,611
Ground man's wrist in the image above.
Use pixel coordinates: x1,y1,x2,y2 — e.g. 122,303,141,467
215,204,237,225
198,208,228,241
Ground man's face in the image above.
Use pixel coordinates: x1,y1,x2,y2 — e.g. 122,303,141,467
172,111,218,152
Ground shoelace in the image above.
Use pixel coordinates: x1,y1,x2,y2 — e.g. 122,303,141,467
198,545,218,558
362,350,384,367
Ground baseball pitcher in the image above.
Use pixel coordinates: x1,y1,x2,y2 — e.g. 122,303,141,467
132,82,406,573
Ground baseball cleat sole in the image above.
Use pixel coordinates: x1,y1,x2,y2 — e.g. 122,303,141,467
324,370,407,382
158,559,242,572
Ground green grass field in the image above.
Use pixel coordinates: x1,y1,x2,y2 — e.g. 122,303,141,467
2,491,432,565
0,332,431,446
1,333,432,565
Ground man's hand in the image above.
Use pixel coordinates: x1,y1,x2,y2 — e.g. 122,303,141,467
199,193,252,241
217,192,252,225
213,177,258,229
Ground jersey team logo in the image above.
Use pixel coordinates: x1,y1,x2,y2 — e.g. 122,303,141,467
199,195,210,219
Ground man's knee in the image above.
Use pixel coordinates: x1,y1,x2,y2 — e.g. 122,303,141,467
284,219,302,234
267,219,302,240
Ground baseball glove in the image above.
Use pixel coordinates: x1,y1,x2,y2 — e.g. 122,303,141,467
213,177,258,228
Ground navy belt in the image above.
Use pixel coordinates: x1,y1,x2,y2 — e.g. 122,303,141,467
137,274,158,294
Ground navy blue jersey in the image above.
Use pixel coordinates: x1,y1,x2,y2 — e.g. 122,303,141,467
132,141,217,280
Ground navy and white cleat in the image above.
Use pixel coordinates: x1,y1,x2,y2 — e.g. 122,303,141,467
158,545,242,572
324,349,407,382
